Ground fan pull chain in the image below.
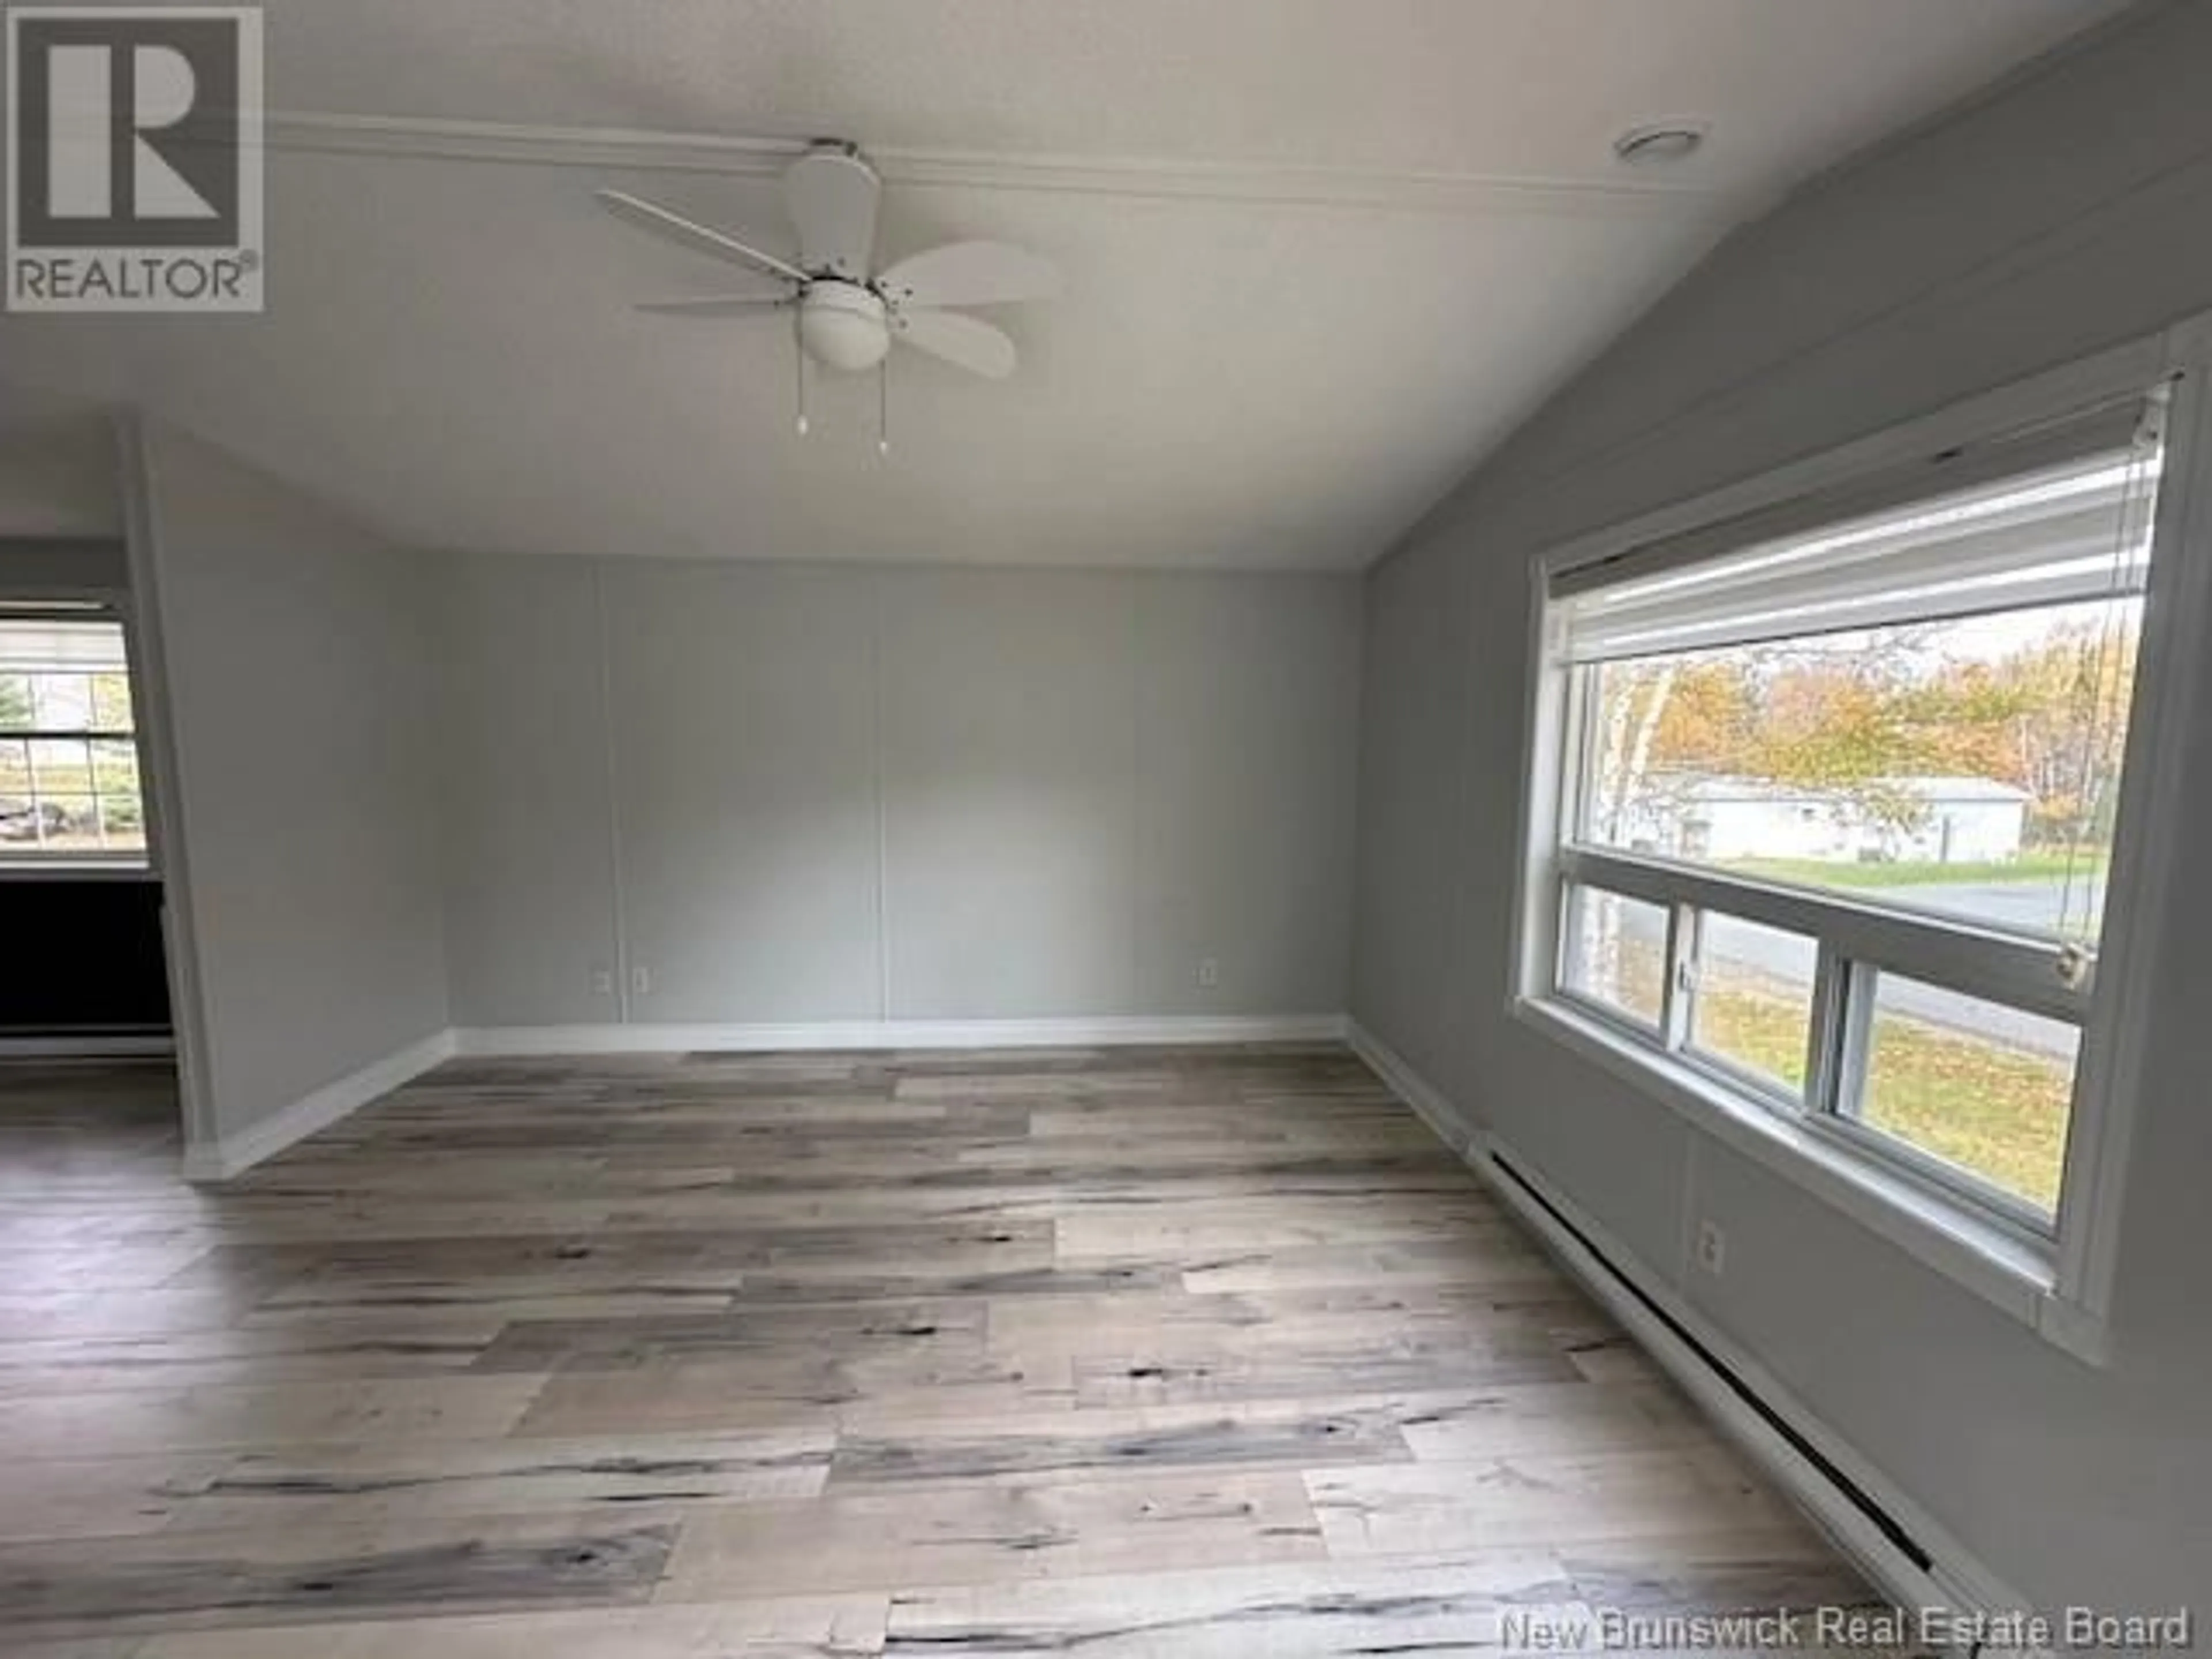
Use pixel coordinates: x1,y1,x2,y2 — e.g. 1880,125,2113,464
793,308,809,437
878,360,891,456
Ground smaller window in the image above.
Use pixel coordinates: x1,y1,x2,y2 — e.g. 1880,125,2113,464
0,615,146,864
1560,882,1668,1031
1684,912,1818,1097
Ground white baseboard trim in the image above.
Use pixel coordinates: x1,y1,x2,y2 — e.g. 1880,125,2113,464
1344,1019,1475,1156
1346,1016,2041,1655
0,1034,175,1060
453,1013,1348,1058
179,1028,457,1183
174,1015,1348,1183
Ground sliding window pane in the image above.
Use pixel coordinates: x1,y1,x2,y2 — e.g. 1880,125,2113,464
1851,972,2078,1215
0,673,29,732
1687,914,1816,1095
1561,884,1667,1030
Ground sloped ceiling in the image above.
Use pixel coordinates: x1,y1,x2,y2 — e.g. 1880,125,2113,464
0,0,2132,569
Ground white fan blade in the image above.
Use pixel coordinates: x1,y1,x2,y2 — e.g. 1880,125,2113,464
783,146,878,281
878,241,1060,308
596,189,806,285
636,295,791,316
893,308,1017,379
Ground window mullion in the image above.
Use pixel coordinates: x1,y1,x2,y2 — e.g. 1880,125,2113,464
1661,903,1697,1052
1806,946,1869,1118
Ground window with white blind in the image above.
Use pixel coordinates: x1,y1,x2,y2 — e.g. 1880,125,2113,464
1516,363,2192,1292
0,612,147,864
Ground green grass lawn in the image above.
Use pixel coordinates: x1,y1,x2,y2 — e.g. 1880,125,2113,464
1698,980,2067,1210
1724,851,2108,890
1599,938,2067,1209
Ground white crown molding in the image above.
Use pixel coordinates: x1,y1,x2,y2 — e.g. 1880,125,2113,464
263,111,1735,222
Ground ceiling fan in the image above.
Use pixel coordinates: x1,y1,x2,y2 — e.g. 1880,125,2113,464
599,140,1059,445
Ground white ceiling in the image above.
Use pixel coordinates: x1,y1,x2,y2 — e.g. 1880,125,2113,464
0,0,2131,570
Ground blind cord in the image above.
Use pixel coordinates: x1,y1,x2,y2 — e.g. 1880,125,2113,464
2056,390,2166,945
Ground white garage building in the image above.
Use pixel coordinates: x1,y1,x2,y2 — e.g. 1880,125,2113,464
1628,775,2033,866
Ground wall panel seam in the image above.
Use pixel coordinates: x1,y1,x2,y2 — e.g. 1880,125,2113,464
870,570,892,1021
592,560,631,1024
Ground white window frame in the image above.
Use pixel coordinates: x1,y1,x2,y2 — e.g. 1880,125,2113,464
1511,316,2212,1365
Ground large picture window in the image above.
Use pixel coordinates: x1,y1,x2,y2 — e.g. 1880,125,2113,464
1525,385,2168,1236
0,614,147,863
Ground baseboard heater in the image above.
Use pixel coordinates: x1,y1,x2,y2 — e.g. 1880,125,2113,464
1488,1147,1934,1578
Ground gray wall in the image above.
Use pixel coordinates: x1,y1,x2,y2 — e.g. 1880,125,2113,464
1351,0,2212,1611
142,425,448,1140
442,554,1359,1028
0,410,120,539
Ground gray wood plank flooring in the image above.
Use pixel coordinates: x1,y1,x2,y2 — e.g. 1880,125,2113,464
0,1046,1895,1653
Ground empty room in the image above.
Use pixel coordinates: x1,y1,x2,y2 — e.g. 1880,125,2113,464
1,1,2207,1651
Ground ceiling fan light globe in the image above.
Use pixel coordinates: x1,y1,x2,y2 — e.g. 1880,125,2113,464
800,282,890,372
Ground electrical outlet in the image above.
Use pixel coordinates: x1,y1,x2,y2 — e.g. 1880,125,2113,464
1196,957,1221,989
590,966,615,998
630,964,652,997
1695,1219,1726,1277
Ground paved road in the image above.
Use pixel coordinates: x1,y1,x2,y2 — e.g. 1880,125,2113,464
1881,876,2107,938
1610,877,2093,1058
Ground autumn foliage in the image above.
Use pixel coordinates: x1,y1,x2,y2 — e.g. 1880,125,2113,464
1593,605,2140,849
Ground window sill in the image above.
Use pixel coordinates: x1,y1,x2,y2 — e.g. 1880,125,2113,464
1512,993,2111,1366
0,860,156,882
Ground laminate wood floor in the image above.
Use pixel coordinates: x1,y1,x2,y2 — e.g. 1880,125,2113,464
0,1045,1899,1656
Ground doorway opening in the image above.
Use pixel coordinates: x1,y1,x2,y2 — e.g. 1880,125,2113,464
0,550,188,1177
